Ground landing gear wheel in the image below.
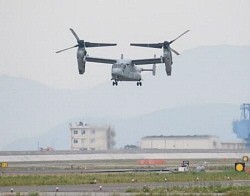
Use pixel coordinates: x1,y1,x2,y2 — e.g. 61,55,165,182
136,82,142,86
112,81,118,86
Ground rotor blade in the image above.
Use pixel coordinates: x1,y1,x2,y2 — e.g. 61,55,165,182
169,30,190,44
130,43,163,49
170,47,180,55
56,45,78,53
69,28,80,42
85,42,117,47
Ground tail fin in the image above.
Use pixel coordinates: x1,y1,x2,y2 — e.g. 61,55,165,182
140,55,156,76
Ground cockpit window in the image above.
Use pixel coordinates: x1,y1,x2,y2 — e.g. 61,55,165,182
113,64,122,68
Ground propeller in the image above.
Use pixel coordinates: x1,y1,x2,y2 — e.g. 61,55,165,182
168,30,190,44
130,30,190,55
56,28,117,53
55,45,78,53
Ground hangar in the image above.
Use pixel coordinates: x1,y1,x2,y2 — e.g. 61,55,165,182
140,135,245,150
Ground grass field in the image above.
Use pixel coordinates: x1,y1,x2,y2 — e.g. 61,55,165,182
0,170,249,186
126,186,250,195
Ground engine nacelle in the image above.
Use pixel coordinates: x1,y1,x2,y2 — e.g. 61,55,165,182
165,64,172,76
163,48,173,76
77,48,87,74
77,59,86,74
164,58,172,76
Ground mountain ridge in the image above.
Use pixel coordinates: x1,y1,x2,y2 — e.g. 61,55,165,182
1,45,249,150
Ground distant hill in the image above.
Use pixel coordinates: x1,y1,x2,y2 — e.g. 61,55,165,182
114,103,240,147
3,103,240,150
0,74,86,150
1,45,249,150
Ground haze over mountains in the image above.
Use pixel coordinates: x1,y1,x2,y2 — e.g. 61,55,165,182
1,45,249,150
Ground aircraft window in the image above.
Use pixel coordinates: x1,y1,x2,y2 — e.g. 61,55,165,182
114,64,123,68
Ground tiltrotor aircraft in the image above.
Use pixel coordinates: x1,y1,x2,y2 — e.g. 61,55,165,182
56,28,189,86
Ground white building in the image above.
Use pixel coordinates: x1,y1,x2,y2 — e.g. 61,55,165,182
69,122,115,151
140,135,246,150
220,141,246,150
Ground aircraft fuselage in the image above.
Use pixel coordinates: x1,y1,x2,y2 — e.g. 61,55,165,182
111,61,141,82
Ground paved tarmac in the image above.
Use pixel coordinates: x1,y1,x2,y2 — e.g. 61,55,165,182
1,151,250,162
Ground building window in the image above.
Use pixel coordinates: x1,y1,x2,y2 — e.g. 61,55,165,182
73,139,78,144
92,129,95,134
81,130,86,135
73,130,78,135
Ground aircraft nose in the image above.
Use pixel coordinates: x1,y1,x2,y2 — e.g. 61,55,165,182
112,68,121,74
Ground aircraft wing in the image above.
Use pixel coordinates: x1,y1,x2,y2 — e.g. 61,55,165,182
131,57,163,65
85,56,117,64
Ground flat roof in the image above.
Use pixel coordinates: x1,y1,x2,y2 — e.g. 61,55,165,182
142,135,216,140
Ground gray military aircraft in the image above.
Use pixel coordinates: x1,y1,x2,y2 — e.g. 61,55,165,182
86,54,161,86
130,30,190,76
56,28,163,86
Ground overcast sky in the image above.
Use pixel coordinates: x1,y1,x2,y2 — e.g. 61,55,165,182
0,0,249,89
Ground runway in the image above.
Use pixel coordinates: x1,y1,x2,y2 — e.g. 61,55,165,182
1,150,249,162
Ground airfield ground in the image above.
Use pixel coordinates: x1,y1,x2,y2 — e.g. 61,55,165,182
0,150,250,195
